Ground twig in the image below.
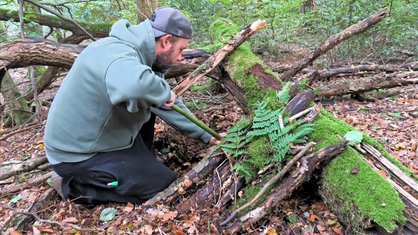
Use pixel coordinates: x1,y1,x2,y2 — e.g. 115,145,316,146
0,124,41,141
220,142,316,226
0,204,83,231
0,171,52,196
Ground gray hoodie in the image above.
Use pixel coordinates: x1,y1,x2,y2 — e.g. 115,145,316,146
44,19,211,163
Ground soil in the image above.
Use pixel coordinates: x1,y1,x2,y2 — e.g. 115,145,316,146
0,61,417,234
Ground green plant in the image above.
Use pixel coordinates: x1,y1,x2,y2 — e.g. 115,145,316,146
220,87,314,181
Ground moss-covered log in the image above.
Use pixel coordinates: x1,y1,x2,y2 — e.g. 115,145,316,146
210,15,412,233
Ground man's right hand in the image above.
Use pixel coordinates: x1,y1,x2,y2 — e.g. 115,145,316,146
164,91,176,107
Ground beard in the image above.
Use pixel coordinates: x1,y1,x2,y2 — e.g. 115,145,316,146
152,48,175,73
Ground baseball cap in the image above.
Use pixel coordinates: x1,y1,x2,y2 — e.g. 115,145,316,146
149,7,192,39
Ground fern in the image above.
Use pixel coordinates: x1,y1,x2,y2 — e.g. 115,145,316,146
220,117,252,158
220,93,315,180
247,102,285,137
277,82,292,104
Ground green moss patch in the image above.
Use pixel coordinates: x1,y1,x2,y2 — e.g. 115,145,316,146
310,110,406,232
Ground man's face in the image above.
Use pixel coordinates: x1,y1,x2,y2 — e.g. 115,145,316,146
152,37,189,73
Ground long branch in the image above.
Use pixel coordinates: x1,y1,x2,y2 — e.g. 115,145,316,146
281,8,388,80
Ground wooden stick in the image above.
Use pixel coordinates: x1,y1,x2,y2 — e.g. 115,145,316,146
220,142,316,226
281,8,388,80
174,19,266,96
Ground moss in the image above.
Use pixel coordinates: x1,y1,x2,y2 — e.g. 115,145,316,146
310,110,406,232
247,136,273,169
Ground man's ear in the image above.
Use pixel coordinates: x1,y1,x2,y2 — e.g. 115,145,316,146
160,34,173,49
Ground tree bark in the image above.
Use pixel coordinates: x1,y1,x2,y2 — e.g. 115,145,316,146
0,38,84,70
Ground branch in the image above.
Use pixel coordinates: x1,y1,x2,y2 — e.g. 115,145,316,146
281,8,389,80
220,142,316,226
23,0,95,40
0,171,52,196
173,19,267,96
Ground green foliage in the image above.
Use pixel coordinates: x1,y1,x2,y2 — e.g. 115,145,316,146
220,93,313,181
220,117,253,158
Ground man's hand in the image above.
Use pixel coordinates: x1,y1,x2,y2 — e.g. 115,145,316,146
209,132,226,145
164,91,176,107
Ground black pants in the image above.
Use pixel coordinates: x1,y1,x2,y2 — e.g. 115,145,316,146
51,114,177,205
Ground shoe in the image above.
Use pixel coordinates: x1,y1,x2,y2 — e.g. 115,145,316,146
51,171,64,199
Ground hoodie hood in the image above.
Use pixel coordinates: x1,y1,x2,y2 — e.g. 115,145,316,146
109,19,156,66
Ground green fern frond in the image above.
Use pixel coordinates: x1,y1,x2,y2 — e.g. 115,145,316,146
272,145,290,162
233,163,253,179
220,117,253,158
277,82,292,104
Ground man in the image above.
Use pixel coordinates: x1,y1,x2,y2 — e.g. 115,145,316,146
44,7,220,205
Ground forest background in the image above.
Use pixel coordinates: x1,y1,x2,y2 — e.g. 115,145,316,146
0,0,417,234
1,0,417,64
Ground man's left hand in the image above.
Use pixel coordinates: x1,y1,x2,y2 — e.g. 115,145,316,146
209,132,226,145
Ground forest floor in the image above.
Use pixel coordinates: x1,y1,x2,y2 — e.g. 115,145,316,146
0,57,417,234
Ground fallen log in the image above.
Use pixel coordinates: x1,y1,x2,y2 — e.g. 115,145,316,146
361,144,418,234
315,71,418,97
0,38,84,70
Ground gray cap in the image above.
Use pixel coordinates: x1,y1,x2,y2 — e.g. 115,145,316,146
149,7,192,39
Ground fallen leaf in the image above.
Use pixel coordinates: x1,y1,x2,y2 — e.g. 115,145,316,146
311,202,325,213
265,226,278,235
331,225,344,235
377,169,387,179
316,224,326,232
62,217,78,223
123,202,134,212
172,225,185,235
309,214,317,222
327,219,338,226
351,165,359,174
32,226,41,235
177,186,186,195
182,178,193,187
9,230,23,235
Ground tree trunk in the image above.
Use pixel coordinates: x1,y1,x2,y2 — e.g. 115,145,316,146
0,71,33,126
136,0,158,22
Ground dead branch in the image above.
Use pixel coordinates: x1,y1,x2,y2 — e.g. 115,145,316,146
0,38,84,70
281,8,389,80
0,171,52,196
174,19,267,96
315,71,418,97
175,160,233,214
0,157,48,181
0,197,84,232
220,142,316,226
0,123,42,141
144,147,223,206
